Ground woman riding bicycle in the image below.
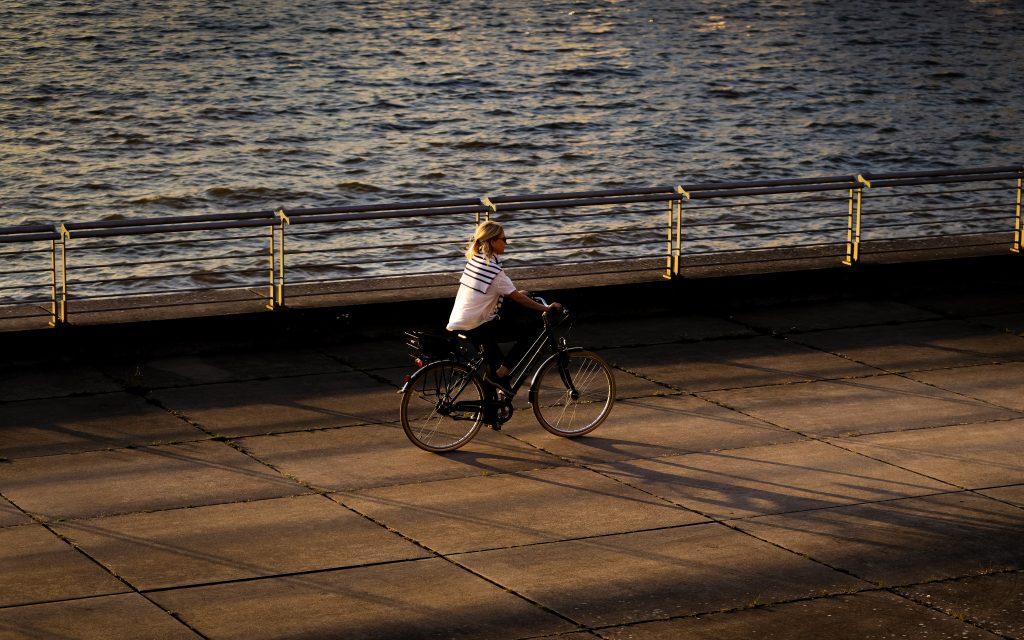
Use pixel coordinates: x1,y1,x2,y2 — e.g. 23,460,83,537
446,220,561,396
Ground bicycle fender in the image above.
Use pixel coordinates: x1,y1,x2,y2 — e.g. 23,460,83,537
528,346,585,391
398,359,461,394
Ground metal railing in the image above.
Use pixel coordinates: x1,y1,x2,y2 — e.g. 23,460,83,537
0,164,1020,329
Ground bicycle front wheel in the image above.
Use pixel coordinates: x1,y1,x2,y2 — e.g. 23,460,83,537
401,361,485,452
530,350,615,437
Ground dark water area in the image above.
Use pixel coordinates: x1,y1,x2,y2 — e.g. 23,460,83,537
2,0,1023,226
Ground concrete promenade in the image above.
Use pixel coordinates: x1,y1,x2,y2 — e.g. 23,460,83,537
0,258,1022,639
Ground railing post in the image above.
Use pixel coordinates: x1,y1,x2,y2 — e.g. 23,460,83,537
267,217,276,310
479,197,495,223
1013,170,1022,253
664,197,673,279
667,186,689,278
844,175,869,265
49,233,59,327
52,224,69,325
271,209,289,309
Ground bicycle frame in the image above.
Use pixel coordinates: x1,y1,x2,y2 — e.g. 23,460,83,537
399,305,614,450
401,310,575,403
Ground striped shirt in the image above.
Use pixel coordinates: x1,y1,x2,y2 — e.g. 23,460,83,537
447,254,516,331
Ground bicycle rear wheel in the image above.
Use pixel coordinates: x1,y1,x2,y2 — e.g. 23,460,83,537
401,361,485,452
530,350,615,437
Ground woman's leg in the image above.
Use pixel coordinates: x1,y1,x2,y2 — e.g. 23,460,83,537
490,306,538,376
462,321,504,375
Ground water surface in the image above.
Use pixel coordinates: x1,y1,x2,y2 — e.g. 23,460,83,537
2,0,1022,226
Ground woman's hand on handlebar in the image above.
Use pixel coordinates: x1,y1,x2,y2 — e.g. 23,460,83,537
542,302,565,324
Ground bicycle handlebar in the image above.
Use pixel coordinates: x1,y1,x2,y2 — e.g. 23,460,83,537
531,294,567,326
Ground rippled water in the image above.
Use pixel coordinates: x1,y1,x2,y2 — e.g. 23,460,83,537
2,0,1023,227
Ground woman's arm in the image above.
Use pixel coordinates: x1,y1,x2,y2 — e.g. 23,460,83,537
508,289,560,313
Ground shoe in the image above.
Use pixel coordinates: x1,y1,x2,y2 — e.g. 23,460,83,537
484,373,513,396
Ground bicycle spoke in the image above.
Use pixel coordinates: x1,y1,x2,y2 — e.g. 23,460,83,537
401,362,485,452
531,350,615,437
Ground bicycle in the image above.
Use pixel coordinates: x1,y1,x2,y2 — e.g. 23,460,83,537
399,299,616,452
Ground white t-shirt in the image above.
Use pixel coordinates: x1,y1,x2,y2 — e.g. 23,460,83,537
447,254,516,331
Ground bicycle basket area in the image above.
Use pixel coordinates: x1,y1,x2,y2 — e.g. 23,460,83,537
405,330,463,364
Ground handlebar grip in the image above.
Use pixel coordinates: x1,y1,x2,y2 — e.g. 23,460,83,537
542,304,567,325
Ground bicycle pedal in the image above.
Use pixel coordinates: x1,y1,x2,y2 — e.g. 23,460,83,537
490,423,502,431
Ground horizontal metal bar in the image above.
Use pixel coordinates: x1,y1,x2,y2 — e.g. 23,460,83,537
863,165,1020,181
64,210,276,232
864,202,1014,217
683,213,846,229
0,223,57,235
864,220,1009,232
508,238,664,255
68,266,268,286
684,174,858,192
3,283,51,292
72,282,267,301
72,234,267,253
495,193,680,213
286,204,487,226
867,172,1020,189
68,218,276,239
860,236,1009,253
0,308,51,318
490,185,677,205
684,227,847,242
0,232,60,244
689,183,861,200
284,197,486,218
75,253,266,271
685,195,850,213
7,267,53,276
0,248,52,258
683,243,844,258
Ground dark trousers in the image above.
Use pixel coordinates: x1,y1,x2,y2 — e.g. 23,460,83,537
462,305,538,375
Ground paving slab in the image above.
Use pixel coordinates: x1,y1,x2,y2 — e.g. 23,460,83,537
828,420,1024,490
897,571,1024,640
148,558,576,640
908,362,1024,412
974,311,1024,336
733,492,1024,586
729,298,940,334
101,348,352,390
501,394,802,465
594,440,956,520
337,466,707,554
322,337,415,371
0,524,128,608
570,312,755,349
907,290,1024,319
0,393,206,459
0,495,30,527
456,523,868,628
53,494,428,591
597,589,1004,639
701,374,1020,437
237,424,565,491
150,371,398,437
793,320,1024,373
603,336,879,393
371,364,416,389
0,593,199,640
0,441,308,520
0,364,122,402
979,485,1024,508
608,367,675,399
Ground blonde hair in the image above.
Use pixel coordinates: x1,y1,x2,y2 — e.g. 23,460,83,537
464,220,505,260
